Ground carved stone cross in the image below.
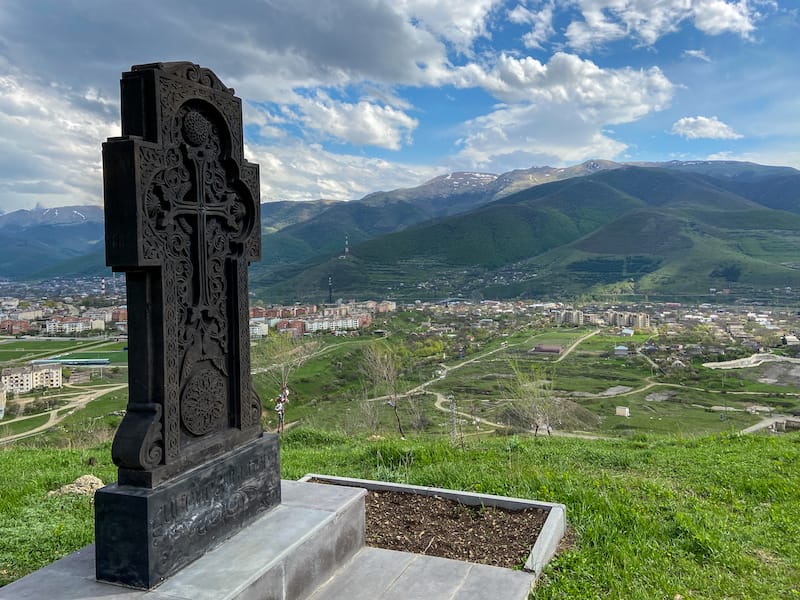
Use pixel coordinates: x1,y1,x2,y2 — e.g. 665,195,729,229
104,62,263,486
96,62,280,589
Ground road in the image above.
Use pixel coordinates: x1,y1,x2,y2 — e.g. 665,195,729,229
555,328,601,362
0,384,127,446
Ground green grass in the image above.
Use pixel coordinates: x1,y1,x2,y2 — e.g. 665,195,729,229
0,414,50,437
0,339,112,366
579,393,760,436
0,444,115,586
20,390,128,449
2,431,799,598
59,351,128,364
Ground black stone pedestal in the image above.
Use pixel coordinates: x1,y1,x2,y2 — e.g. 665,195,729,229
95,434,281,590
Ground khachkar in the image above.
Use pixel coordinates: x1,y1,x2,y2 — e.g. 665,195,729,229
95,62,280,589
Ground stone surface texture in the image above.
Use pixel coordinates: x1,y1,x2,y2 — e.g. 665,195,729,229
95,61,278,589
4,480,545,600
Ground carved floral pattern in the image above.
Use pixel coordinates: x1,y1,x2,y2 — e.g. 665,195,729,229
182,368,226,435
138,101,256,443
108,64,263,475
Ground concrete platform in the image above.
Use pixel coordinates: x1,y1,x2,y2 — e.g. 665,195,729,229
1,478,561,600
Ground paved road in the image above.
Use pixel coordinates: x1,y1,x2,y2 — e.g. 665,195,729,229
739,415,789,434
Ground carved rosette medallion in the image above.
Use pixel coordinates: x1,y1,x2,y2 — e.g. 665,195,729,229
182,368,227,435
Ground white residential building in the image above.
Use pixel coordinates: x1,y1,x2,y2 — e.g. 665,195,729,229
1,365,62,394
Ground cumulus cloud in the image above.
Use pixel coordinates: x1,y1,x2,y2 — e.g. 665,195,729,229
671,115,743,139
455,102,628,171
0,0,777,212
454,52,674,111
295,94,418,150
454,53,675,167
0,71,117,212
395,0,502,53
565,0,762,51
245,141,441,202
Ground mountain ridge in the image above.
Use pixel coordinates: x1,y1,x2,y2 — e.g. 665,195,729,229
3,160,800,297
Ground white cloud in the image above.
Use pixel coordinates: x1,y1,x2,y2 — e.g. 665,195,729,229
395,0,502,52
455,102,628,170
683,49,712,62
671,115,743,139
508,1,556,49
565,0,763,51
295,94,418,150
454,53,675,169
0,72,117,212
0,0,785,214
244,141,441,202
692,0,756,37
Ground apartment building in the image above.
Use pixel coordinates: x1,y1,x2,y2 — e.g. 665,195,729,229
1,364,62,394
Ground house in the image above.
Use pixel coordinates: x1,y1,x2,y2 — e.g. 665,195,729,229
532,345,563,355
614,345,629,357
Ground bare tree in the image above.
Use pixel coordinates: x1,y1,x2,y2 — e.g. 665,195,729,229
253,331,319,399
357,380,381,432
360,343,405,438
505,361,558,436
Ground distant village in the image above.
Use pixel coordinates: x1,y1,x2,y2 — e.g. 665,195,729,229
4,275,800,400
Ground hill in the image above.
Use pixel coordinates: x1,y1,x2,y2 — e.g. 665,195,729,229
256,165,800,302
2,430,798,598
6,159,800,302
0,206,106,279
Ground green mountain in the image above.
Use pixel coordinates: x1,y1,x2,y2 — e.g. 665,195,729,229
10,160,800,303
255,166,800,302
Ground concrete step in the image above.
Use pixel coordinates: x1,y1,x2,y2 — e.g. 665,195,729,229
308,547,535,600
2,478,551,600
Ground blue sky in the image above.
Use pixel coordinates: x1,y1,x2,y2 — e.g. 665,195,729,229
0,1,797,212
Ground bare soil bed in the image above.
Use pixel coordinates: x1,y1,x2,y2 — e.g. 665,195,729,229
363,489,548,569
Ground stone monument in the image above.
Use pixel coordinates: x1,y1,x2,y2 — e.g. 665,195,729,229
95,62,280,589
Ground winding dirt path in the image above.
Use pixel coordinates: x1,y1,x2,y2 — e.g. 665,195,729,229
554,328,601,362
0,384,127,446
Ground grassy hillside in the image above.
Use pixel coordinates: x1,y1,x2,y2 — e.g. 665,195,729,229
257,166,800,302
2,431,798,598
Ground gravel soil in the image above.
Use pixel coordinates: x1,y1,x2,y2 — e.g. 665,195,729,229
363,489,548,570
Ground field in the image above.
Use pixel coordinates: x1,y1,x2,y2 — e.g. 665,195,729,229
0,339,96,364
0,339,128,366
5,318,799,441
2,430,799,599
2,314,800,598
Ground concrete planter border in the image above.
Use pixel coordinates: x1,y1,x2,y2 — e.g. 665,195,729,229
300,474,566,579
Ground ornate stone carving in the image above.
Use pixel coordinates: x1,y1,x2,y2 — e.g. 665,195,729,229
97,62,280,592
103,62,263,488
